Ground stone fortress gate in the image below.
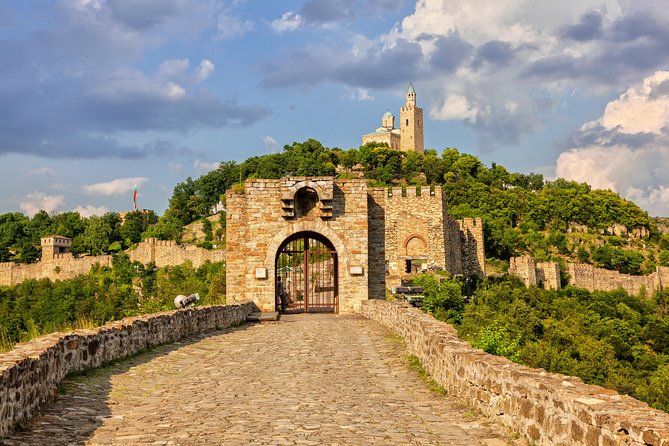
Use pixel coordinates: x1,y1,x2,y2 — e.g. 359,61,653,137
225,177,484,314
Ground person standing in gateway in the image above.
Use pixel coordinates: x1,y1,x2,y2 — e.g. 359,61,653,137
277,276,288,312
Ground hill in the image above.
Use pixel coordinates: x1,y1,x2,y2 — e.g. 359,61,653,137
161,139,662,276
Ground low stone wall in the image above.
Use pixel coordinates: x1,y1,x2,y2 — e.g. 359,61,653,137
568,263,667,297
362,299,669,446
0,303,254,438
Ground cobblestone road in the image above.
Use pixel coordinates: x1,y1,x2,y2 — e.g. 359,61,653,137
3,315,522,446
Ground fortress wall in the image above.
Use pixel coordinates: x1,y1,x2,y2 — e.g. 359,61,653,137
127,238,224,268
0,303,255,439
362,300,669,446
536,262,561,290
568,263,659,296
0,239,223,287
368,188,387,299
510,255,537,287
382,187,447,284
456,218,486,276
509,256,560,290
226,178,370,314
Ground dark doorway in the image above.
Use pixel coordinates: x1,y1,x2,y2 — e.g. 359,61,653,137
275,232,338,313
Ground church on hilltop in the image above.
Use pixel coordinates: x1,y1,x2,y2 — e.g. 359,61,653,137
361,83,424,154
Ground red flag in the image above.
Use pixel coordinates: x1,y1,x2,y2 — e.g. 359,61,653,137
133,185,138,210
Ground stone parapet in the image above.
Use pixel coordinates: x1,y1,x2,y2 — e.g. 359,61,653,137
361,299,669,446
0,303,255,439
568,263,664,296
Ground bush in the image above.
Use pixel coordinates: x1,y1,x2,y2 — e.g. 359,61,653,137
412,274,464,323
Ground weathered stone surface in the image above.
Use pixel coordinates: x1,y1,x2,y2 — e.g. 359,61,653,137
226,177,485,314
0,303,254,438
361,299,669,446
2,315,521,445
0,238,224,287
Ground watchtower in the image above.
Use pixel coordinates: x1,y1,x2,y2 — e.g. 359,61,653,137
399,83,424,154
40,236,71,260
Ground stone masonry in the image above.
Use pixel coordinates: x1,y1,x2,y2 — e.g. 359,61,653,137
0,238,224,287
362,300,669,446
509,255,669,296
0,303,255,438
226,177,485,314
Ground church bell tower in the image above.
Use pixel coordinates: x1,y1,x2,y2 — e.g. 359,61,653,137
399,83,424,154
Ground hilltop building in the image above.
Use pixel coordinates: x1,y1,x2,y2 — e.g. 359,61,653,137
362,83,424,154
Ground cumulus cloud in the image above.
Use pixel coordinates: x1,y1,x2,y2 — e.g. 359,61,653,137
261,0,669,150
73,204,109,217
168,162,183,173
0,2,268,159
83,177,148,196
20,192,65,217
216,13,253,40
271,0,402,30
348,88,374,101
262,136,279,153
193,160,220,173
270,11,303,32
556,70,669,216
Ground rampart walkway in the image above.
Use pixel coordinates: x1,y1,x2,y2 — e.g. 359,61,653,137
2,315,517,445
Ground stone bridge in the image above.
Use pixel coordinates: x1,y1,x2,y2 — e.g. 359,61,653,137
1,302,669,445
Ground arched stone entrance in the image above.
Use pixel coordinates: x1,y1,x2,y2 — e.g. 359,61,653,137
275,231,338,313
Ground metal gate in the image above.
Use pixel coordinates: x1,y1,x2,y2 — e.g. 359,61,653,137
275,232,338,313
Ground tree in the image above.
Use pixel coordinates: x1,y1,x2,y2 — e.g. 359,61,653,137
81,216,114,255
120,211,145,246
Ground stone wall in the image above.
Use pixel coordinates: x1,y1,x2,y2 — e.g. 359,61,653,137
568,263,668,296
0,238,224,287
0,303,254,439
362,300,669,446
225,178,371,314
381,186,448,285
509,255,561,290
510,256,669,296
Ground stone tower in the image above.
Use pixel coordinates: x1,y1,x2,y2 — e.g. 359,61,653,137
399,83,424,154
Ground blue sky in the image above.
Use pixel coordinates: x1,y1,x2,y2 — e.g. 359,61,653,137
2,0,669,217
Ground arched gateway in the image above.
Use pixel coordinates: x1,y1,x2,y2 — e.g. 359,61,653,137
224,177,485,315
275,231,338,313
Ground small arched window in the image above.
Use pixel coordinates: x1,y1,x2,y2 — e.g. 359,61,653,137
406,119,409,126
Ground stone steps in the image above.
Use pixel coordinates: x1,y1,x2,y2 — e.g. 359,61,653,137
246,311,280,323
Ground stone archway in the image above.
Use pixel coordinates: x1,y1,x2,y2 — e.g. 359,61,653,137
275,231,338,313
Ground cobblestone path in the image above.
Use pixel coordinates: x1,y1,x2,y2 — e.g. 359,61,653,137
3,315,521,446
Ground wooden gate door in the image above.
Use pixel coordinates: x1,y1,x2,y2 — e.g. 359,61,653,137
275,232,338,313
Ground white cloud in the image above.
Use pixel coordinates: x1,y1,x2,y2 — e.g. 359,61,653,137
194,59,215,83
217,14,254,40
262,136,279,153
597,71,669,135
168,161,183,173
20,192,65,217
556,70,669,216
83,177,148,196
271,11,303,32
349,88,374,101
73,204,109,217
194,160,220,173
29,167,61,177
88,68,186,103
431,94,479,121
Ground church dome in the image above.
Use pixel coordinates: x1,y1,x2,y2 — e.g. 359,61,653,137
383,110,394,117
